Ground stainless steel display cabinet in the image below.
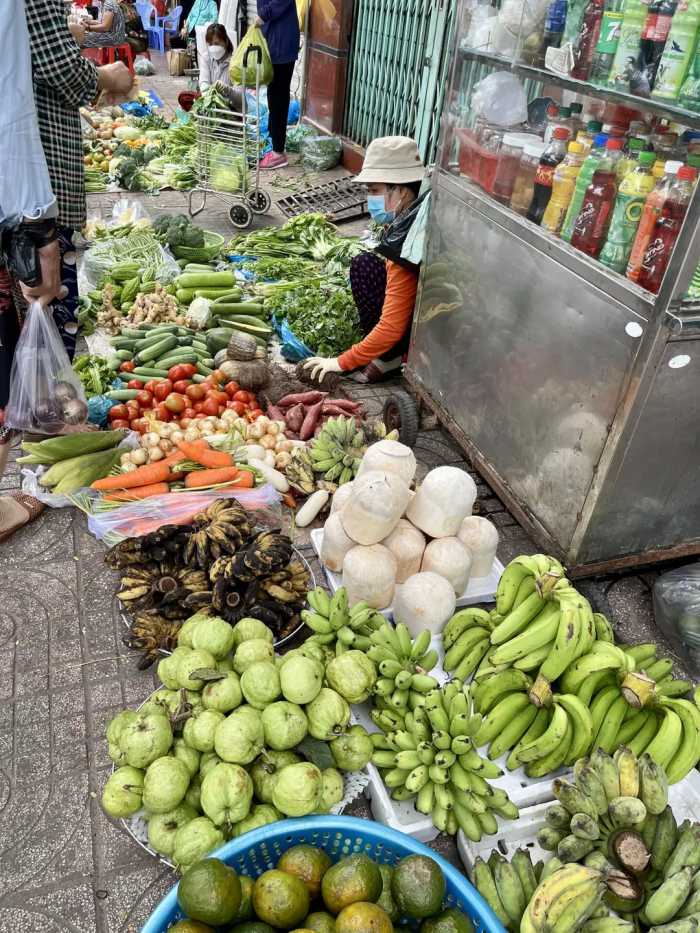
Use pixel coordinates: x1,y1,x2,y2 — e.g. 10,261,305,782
404,28,700,575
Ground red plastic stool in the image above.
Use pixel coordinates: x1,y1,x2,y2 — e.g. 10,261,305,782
107,43,135,73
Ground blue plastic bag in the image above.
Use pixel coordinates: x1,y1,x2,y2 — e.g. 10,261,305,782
275,316,313,362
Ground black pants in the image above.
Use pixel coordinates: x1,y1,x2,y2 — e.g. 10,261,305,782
267,61,295,154
349,252,412,361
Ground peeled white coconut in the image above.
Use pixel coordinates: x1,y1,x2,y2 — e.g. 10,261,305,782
357,439,417,486
342,544,397,610
330,481,354,514
406,466,477,538
381,519,426,584
458,516,499,577
340,470,411,546
321,512,356,573
421,537,472,595
393,571,456,636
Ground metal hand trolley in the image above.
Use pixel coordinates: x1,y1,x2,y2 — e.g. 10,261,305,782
188,45,272,229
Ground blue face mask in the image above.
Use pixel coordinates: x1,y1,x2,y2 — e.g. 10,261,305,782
367,194,395,225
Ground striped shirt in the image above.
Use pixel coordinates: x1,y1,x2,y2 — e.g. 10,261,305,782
24,0,99,230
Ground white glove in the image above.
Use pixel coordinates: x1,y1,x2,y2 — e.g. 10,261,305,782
304,356,342,382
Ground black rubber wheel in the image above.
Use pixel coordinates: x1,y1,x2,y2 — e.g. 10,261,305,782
247,189,272,214
383,389,420,447
229,203,253,229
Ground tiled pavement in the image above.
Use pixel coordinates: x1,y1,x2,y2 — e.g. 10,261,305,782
0,52,687,933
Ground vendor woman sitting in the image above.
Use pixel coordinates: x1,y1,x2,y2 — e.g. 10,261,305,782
305,136,428,384
83,0,127,47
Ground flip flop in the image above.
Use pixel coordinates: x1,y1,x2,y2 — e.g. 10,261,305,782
0,491,45,544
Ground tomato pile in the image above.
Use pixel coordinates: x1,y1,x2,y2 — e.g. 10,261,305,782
108,364,263,433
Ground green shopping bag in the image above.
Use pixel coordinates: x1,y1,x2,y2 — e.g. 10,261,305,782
230,26,274,86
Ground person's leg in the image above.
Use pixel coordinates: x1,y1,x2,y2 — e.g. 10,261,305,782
348,252,406,383
262,61,294,165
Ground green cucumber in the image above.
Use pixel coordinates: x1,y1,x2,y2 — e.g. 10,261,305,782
120,327,148,339
217,319,271,337
135,332,175,351
132,366,170,378
148,324,180,334
114,349,133,361
221,314,272,330
110,337,138,350
106,389,139,401
175,272,235,289
156,352,199,367
136,334,178,363
194,288,243,300
192,374,207,384
196,362,213,376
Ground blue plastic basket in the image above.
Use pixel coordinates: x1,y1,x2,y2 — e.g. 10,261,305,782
141,815,506,933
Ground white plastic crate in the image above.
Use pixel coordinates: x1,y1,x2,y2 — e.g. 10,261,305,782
309,528,503,620
457,768,700,877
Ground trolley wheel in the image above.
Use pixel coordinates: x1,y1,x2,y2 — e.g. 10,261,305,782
383,389,420,447
247,189,272,214
229,203,253,229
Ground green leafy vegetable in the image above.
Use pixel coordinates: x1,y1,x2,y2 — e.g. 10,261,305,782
267,282,361,357
73,354,116,398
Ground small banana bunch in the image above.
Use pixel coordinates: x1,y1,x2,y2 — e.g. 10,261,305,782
368,623,440,709
442,607,494,680
640,823,700,932
301,586,385,655
285,447,316,496
520,864,606,933
309,417,365,486
370,680,518,839
473,849,543,931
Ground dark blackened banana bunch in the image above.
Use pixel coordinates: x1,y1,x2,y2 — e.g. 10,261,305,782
123,611,183,669
183,499,253,569
116,561,211,616
231,530,293,581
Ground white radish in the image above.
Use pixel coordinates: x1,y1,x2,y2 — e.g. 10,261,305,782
295,490,329,527
247,457,289,492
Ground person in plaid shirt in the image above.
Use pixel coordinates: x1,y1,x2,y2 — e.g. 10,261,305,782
22,0,132,358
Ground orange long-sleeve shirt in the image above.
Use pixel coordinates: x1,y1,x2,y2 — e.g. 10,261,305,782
338,260,418,372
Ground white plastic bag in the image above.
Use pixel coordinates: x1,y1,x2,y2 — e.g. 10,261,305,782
5,302,88,433
471,71,528,126
654,564,700,675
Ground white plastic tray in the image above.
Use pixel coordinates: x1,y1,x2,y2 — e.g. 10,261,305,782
457,767,700,877
310,528,503,619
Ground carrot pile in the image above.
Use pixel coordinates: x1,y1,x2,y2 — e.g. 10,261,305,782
91,440,254,499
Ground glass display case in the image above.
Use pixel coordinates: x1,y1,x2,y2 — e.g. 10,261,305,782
404,0,700,572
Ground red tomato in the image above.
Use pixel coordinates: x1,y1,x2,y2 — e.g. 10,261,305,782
172,379,191,395
108,403,129,421
206,389,229,405
119,360,135,373
153,380,173,402
181,364,197,378
186,384,206,402
231,401,247,415
111,419,130,429
233,390,252,403
165,393,187,414
224,381,240,397
167,364,190,383
154,403,172,422
248,408,264,420
182,407,196,419
131,418,150,434
126,379,142,390
136,390,153,407
202,398,220,416
126,401,141,419
194,413,207,419
144,379,159,395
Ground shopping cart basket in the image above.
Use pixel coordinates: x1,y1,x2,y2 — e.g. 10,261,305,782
187,45,272,229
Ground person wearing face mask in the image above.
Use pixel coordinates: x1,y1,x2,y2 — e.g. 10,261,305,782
304,136,428,384
199,22,233,91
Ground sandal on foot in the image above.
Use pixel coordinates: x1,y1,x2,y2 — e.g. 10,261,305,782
0,492,45,543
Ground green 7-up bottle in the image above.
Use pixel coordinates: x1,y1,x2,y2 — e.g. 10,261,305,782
653,0,700,99
590,0,626,83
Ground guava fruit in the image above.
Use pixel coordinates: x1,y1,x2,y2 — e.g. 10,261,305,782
261,701,308,751
217,657,234,673
325,651,377,704
202,671,243,714
319,768,344,811
240,661,281,709
279,655,323,705
172,737,201,777
330,725,374,772
214,705,264,764
183,708,225,753
177,611,210,648
185,773,202,812
272,762,323,817
250,750,302,803
157,654,181,690
192,615,235,660
177,648,218,691
147,802,198,857
106,710,138,766
139,689,177,718
305,689,350,741
172,816,224,871
119,710,173,769
201,762,254,829
143,756,190,813
101,765,144,818
232,617,274,647
199,750,223,777
233,639,274,675
233,804,280,837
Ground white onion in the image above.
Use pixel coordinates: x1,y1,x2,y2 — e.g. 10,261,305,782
248,422,266,440
159,438,174,453
121,461,138,473
260,435,276,450
120,451,132,465
267,422,281,436
148,447,165,461
171,430,184,444
130,448,148,466
184,428,200,442
143,432,160,448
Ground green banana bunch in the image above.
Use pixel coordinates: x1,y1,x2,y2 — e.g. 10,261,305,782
308,417,397,486
442,607,493,680
368,622,440,710
472,849,542,931
520,864,605,933
494,553,566,617
302,586,385,655
285,446,316,495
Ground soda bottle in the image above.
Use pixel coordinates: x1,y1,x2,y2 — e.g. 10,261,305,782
537,0,569,65
608,0,651,93
560,132,610,240
526,128,571,224
589,0,626,83
652,0,700,99
542,140,586,233
617,136,645,178
639,0,679,90
627,159,682,279
599,150,657,271
572,0,606,78
557,106,575,136
570,137,624,256
678,31,700,108
510,140,548,215
544,103,561,144
638,164,697,292
577,118,604,150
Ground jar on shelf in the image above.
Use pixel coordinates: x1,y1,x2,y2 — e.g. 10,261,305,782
510,140,548,215
492,133,540,204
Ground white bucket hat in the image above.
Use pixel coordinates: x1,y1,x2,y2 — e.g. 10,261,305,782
354,136,425,185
